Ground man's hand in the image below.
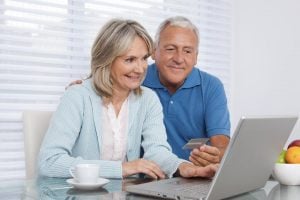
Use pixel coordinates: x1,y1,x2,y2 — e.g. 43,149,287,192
122,159,165,179
177,162,218,178
189,145,220,166
189,135,230,166
65,79,82,90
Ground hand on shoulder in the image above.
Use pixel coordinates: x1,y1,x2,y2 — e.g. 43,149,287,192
65,79,83,90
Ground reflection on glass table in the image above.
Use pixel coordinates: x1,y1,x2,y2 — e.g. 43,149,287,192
1,177,300,200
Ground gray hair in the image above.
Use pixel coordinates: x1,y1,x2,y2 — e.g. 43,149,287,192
154,16,199,49
89,19,153,98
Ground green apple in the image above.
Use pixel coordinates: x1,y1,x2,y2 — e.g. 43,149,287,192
276,150,287,163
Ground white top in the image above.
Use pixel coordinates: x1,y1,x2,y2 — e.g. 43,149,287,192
100,97,129,161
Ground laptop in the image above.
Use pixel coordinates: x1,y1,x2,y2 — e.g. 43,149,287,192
126,116,298,200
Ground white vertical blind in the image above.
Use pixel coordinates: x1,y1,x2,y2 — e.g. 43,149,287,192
0,0,232,181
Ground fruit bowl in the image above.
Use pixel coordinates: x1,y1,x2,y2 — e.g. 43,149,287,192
272,163,300,185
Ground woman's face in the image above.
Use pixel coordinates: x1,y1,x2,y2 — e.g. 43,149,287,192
110,36,149,94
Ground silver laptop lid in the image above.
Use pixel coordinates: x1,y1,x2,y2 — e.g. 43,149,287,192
206,116,298,200
125,116,298,200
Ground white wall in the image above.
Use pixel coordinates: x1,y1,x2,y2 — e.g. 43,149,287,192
232,0,300,147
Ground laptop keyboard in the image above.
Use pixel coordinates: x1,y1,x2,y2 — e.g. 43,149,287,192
173,179,212,196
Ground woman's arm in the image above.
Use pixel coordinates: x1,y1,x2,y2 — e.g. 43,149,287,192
139,89,184,177
140,89,218,178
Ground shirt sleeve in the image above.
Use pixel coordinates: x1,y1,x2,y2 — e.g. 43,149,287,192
140,89,184,177
204,76,231,137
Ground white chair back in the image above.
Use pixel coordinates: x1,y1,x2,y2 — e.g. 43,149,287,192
22,111,52,179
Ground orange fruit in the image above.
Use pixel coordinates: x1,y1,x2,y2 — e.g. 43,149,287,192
285,146,300,164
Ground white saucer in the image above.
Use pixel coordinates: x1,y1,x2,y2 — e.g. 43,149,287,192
66,178,110,190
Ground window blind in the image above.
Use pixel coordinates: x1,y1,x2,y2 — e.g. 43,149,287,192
0,0,232,181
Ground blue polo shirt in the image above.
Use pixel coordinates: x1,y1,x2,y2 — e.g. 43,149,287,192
143,63,230,160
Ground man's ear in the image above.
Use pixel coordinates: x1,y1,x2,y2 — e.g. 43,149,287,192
194,51,199,66
151,48,157,60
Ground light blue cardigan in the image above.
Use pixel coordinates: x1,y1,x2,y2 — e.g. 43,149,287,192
38,79,184,178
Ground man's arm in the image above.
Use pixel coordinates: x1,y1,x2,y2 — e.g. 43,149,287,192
210,135,230,159
189,135,230,166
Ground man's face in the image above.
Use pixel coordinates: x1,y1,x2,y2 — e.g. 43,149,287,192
152,25,198,92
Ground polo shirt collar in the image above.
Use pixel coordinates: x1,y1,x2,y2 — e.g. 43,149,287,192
182,67,201,88
143,64,163,88
143,63,201,89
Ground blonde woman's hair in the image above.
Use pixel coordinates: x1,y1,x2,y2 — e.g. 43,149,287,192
89,19,153,98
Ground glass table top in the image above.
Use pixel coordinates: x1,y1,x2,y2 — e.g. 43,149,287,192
0,177,300,200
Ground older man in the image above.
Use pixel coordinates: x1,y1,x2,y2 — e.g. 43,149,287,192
143,16,230,166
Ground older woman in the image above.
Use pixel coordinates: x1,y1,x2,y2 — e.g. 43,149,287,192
38,19,217,179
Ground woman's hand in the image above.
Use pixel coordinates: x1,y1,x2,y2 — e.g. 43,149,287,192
122,159,165,179
177,162,218,178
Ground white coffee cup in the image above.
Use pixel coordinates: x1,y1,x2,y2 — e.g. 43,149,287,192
69,164,100,184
